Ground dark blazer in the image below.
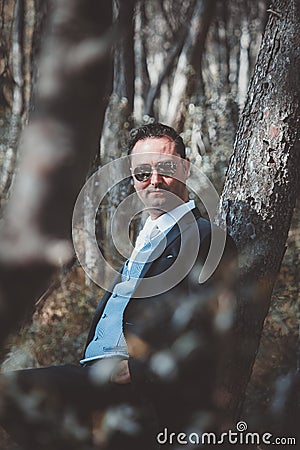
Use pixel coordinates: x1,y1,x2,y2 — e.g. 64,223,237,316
84,207,237,427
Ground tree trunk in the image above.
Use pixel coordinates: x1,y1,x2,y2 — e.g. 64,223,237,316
166,0,217,130
0,0,47,208
143,1,196,118
218,0,300,416
0,0,113,346
99,0,136,270
133,0,150,122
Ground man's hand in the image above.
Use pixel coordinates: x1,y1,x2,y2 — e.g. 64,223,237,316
110,359,131,384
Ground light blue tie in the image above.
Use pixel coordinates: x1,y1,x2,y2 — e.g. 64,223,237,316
122,225,161,280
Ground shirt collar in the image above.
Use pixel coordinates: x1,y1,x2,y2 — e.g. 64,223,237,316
143,200,195,235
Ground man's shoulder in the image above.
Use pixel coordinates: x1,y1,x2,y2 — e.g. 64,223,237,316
192,208,232,241
188,208,212,240
190,208,237,257
194,212,211,233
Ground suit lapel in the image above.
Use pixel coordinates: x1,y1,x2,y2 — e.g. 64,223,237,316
138,207,201,280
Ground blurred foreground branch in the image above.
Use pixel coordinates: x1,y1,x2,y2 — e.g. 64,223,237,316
0,0,114,345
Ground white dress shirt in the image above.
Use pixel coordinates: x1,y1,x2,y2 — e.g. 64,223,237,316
129,200,195,268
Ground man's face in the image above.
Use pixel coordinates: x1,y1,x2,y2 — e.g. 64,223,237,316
130,136,190,219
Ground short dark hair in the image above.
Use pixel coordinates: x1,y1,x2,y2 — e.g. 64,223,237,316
127,123,186,158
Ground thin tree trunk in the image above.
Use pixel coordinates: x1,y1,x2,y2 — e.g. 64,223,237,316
0,0,24,201
143,1,196,118
100,0,135,164
30,0,49,106
100,0,135,270
133,0,150,123
0,0,46,210
166,0,217,130
218,0,300,417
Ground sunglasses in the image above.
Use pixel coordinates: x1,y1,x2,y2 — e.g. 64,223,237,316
132,160,177,182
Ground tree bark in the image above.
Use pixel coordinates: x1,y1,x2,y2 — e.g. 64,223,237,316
218,0,300,416
99,0,136,270
133,0,150,123
0,0,113,345
0,0,25,202
0,0,47,209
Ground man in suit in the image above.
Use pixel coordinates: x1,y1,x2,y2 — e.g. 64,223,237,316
0,123,237,450
81,122,237,446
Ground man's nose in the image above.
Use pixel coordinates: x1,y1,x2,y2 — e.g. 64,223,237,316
150,169,163,187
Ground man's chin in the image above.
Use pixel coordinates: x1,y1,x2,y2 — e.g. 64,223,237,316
141,192,166,206
144,199,181,216
139,191,184,214
141,198,167,216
